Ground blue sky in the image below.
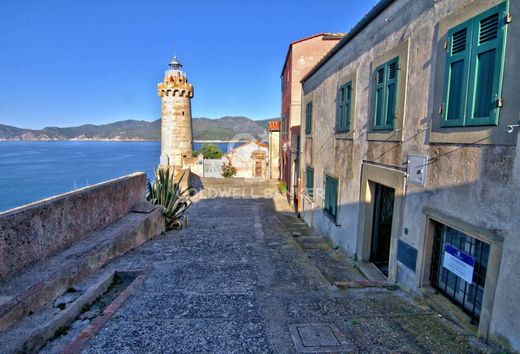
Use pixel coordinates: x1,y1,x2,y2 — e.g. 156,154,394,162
0,0,378,129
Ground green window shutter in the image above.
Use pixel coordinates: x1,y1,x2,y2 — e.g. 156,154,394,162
306,167,314,198
324,175,338,218
336,89,341,130
305,102,313,134
331,178,338,217
384,59,398,129
336,82,352,132
442,2,508,127
345,83,351,131
374,65,386,129
373,58,398,130
442,21,472,127
340,87,347,130
466,2,508,126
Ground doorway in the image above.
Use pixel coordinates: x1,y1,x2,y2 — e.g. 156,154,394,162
255,161,262,177
370,183,395,276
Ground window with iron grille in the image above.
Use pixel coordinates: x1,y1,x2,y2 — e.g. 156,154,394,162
336,81,352,132
305,101,313,135
442,2,508,127
429,221,490,323
373,57,399,130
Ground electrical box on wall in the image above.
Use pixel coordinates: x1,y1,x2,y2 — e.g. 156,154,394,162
407,154,427,186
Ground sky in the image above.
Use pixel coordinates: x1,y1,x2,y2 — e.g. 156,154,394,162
0,0,378,129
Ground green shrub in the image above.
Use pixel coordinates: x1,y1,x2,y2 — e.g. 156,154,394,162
200,143,223,159
278,182,287,194
146,169,196,230
221,162,237,178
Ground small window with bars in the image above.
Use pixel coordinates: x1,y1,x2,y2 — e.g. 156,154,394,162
336,81,352,132
429,221,490,323
442,2,508,127
373,57,399,130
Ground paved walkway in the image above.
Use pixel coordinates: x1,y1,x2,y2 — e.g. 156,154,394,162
83,179,491,353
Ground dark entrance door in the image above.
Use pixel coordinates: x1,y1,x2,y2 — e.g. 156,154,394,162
370,183,395,276
255,161,262,177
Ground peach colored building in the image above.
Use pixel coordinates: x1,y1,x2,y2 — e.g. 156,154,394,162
267,121,280,179
280,33,343,212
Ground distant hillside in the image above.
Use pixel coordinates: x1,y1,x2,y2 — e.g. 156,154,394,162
0,116,279,141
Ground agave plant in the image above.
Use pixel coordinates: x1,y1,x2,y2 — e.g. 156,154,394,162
146,168,195,230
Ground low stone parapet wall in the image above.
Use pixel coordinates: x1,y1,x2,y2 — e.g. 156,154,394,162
0,172,147,283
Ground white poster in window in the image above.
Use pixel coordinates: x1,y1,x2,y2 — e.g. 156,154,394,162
442,244,475,283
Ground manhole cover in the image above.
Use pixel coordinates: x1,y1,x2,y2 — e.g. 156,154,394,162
289,323,353,353
298,325,340,347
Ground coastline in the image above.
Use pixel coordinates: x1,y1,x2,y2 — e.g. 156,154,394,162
0,139,249,142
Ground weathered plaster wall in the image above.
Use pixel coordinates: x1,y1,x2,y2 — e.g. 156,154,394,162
228,143,268,178
0,173,146,282
269,130,280,179
301,0,519,349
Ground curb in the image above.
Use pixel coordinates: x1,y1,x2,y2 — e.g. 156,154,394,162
61,267,153,354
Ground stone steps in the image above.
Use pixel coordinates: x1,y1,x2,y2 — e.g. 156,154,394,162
0,206,164,349
0,270,116,354
272,200,367,285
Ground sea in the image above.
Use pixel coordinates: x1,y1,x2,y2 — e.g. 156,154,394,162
0,141,241,212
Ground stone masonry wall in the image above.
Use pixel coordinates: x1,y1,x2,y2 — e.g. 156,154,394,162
300,0,520,350
0,172,146,282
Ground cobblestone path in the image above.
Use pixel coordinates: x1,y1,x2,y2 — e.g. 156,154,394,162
83,179,491,353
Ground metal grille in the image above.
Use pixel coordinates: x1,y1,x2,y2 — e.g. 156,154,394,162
429,222,490,323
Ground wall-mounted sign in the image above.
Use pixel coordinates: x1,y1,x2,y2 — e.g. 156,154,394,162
442,244,475,283
407,154,427,186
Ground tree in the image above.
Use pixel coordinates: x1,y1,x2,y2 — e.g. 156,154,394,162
199,143,223,159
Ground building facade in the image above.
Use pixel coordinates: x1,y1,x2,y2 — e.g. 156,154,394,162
158,56,194,169
280,33,343,211
227,141,269,178
267,121,280,179
299,0,519,350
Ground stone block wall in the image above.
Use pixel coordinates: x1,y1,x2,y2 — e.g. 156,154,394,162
0,173,147,283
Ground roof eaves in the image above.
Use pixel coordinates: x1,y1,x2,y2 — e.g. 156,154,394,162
280,32,345,77
301,0,396,84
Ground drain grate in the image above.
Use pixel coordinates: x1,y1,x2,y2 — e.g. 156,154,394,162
289,323,353,353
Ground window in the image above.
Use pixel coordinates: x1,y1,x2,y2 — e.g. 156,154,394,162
336,81,352,132
305,101,313,135
324,175,338,219
305,166,314,198
442,2,508,127
429,221,490,322
373,57,399,130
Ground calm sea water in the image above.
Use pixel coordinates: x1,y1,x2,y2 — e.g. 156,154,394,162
0,141,243,212
0,141,160,212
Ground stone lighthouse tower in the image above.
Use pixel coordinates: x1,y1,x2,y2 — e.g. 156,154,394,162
157,56,194,168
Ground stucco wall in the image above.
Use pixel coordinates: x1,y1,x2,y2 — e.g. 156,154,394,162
228,143,268,178
0,173,146,282
269,131,280,179
301,0,519,350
